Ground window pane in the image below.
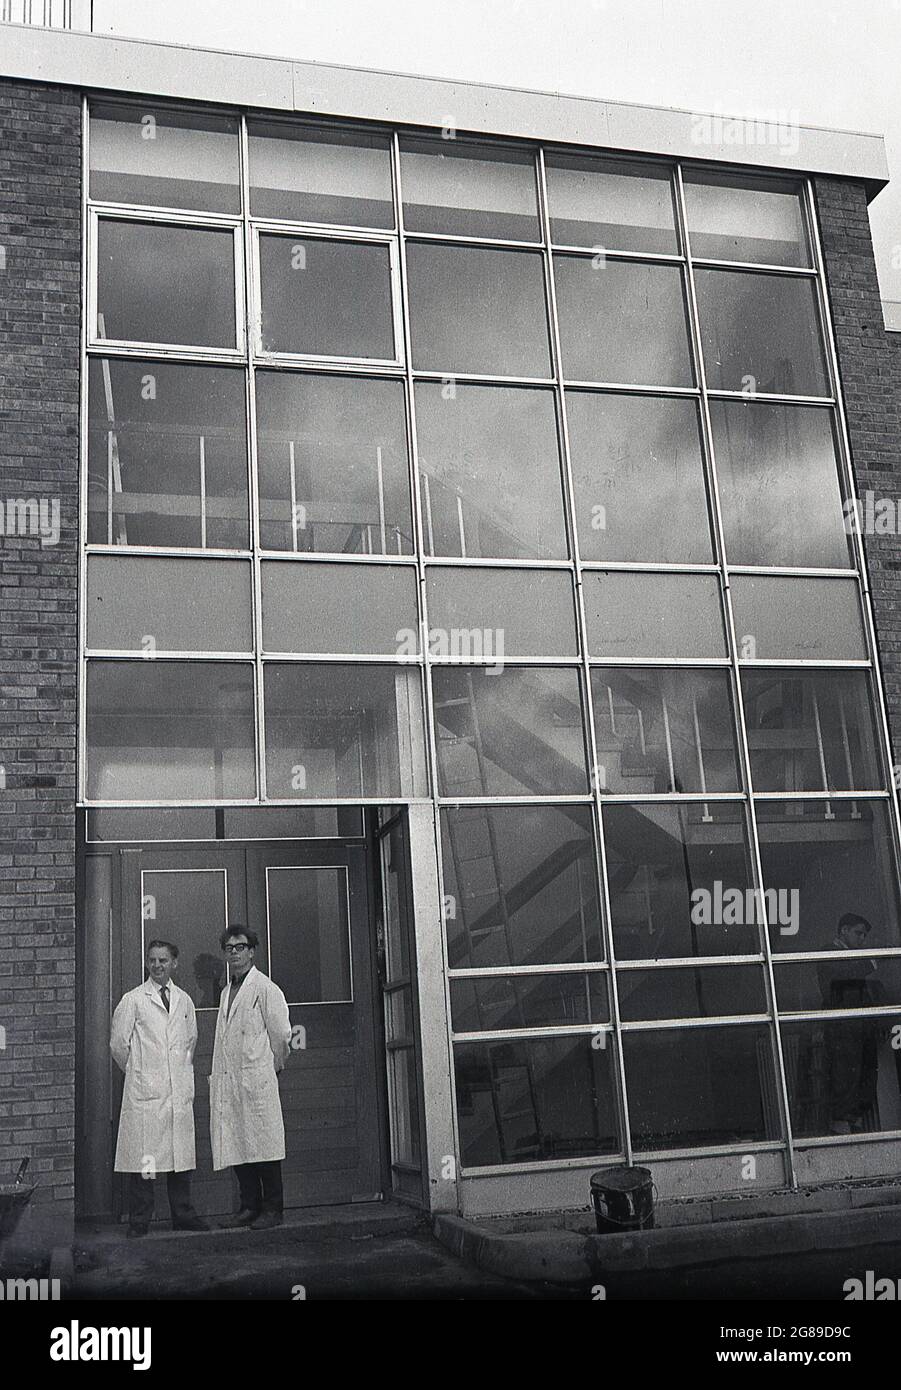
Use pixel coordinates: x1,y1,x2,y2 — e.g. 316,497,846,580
249,120,393,227
389,1048,422,1167
433,666,588,796
782,1017,901,1137
592,668,740,794
142,870,229,1008
567,392,713,564
415,382,566,559
742,671,883,792
583,573,725,659
454,1036,619,1165
733,576,866,661
266,866,351,1003
554,256,693,386
603,801,759,960
256,372,412,555
223,806,363,838
259,235,395,359
261,561,418,655
441,804,604,968
86,661,256,800
618,965,767,1021
406,244,551,376
451,973,608,1031
86,807,218,841
709,400,851,568
264,663,427,798
400,136,539,240
88,359,248,549
684,172,810,267
624,1025,779,1150
695,268,829,395
87,557,252,652
426,567,577,658
90,102,240,213
546,154,677,254
756,799,901,954
775,957,901,1012
96,220,236,348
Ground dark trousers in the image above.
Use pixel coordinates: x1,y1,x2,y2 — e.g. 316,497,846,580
234,1161,283,1216
128,1170,197,1227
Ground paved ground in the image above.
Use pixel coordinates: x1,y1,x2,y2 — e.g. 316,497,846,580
72,1206,550,1301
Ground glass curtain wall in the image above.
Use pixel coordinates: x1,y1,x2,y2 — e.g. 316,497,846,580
83,100,901,1178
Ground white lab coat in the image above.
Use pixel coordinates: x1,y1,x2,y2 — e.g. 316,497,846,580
209,966,292,1169
110,979,197,1173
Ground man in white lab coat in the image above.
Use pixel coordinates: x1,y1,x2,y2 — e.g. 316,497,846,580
110,939,209,1237
211,926,292,1230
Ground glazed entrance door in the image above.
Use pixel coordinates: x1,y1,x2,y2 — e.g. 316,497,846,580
114,840,383,1216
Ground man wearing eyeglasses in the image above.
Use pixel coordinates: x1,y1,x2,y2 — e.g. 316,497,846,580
210,926,292,1230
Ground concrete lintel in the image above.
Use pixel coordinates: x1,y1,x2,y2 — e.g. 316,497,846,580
0,23,889,194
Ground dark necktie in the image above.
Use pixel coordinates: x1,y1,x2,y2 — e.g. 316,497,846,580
160,986,170,1012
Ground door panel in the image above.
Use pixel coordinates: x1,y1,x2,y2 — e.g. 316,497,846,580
248,844,384,1206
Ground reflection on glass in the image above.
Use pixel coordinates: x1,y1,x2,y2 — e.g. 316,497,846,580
407,243,551,376
415,382,566,559
451,973,608,1031
603,801,759,960
454,1035,619,1165
142,869,229,1008
709,400,851,567
695,268,829,395
426,568,577,658
592,668,740,794
97,220,236,348
583,572,725,659
433,666,588,796
262,562,418,655
545,154,677,254
782,1017,901,1137
624,1025,778,1150
441,804,604,968
264,663,427,799
401,136,539,239
256,372,412,554
554,256,693,386
756,800,901,954
683,173,810,267
732,576,865,661
249,120,393,226
567,392,713,563
266,866,351,1003
389,1047,422,1167
86,660,256,801
617,965,767,1021
88,359,248,549
86,556,252,652
776,956,901,1013
259,235,395,359
90,102,240,212
742,671,883,792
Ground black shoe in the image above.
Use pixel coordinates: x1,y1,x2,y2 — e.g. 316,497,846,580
127,1223,149,1238
219,1208,258,1229
172,1215,211,1232
250,1211,283,1231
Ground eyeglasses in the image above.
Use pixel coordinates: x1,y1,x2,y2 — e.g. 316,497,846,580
223,943,250,954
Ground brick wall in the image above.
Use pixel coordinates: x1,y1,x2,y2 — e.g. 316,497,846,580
0,78,80,1253
815,177,901,769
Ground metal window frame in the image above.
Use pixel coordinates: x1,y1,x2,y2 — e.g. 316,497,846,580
78,99,901,1183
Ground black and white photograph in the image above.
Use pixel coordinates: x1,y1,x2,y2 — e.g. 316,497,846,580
2,0,901,1360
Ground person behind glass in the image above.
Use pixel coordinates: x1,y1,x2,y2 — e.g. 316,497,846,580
817,913,885,1135
110,939,209,1237
211,926,292,1230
